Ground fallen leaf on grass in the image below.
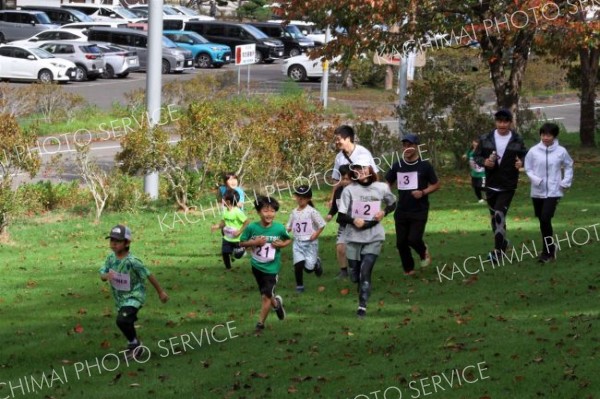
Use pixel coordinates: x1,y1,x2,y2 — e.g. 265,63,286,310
73,324,84,334
100,340,111,349
340,288,349,295
250,372,269,379
287,386,298,393
26,280,37,288
129,383,140,388
317,286,326,292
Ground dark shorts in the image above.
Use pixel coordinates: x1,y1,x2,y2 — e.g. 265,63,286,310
251,267,278,298
117,306,139,324
222,239,241,255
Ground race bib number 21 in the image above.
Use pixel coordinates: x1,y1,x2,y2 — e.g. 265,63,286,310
252,243,275,262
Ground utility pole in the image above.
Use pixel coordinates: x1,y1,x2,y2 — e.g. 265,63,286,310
398,0,417,139
320,11,332,108
143,0,163,200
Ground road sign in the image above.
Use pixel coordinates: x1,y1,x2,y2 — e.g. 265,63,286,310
235,44,256,66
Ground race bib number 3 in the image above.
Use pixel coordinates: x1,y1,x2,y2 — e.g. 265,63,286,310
111,271,131,291
397,171,418,190
352,201,380,221
293,218,314,237
252,243,276,262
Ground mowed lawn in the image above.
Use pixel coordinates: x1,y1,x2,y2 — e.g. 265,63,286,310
1,150,599,399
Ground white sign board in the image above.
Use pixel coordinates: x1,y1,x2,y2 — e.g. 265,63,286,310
235,44,256,66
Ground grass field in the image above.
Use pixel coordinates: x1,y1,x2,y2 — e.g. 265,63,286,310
1,136,599,399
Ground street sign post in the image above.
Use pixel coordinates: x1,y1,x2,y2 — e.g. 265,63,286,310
235,44,256,94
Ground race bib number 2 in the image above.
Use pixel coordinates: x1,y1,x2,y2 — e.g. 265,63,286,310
352,201,380,221
252,243,276,262
397,171,418,190
111,271,131,291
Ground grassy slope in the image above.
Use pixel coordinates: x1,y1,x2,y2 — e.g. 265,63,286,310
1,139,599,399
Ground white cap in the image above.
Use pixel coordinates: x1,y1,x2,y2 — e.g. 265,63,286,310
351,154,372,167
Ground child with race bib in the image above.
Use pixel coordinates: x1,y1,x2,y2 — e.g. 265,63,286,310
286,185,326,293
99,225,169,360
240,196,292,332
337,155,396,318
211,189,250,269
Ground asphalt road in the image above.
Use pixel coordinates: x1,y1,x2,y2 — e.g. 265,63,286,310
7,62,588,187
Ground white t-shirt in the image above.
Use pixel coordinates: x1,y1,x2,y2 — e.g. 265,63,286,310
332,144,379,181
494,130,511,163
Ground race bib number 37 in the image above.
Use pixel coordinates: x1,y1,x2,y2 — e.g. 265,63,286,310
252,243,276,262
111,271,131,291
293,218,314,237
352,201,380,221
397,171,418,190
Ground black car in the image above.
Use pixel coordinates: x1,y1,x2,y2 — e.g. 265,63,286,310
182,21,284,64
249,22,314,58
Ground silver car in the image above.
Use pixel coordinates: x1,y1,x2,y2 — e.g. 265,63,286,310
95,43,139,79
38,40,105,81
0,10,60,42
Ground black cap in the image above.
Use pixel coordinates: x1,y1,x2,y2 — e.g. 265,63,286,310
494,109,513,121
401,133,420,144
294,185,312,198
106,225,132,241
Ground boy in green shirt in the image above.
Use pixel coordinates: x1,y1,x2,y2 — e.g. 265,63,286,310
99,225,169,359
211,190,250,269
240,196,291,332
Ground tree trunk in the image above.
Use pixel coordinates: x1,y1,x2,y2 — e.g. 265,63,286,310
384,65,394,90
579,47,599,148
479,29,534,127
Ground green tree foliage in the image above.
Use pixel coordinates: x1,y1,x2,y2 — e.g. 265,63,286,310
237,0,271,21
0,115,41,234
397,56,492,169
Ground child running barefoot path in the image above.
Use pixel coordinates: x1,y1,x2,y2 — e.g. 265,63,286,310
287,185,326,293
240,196,292,332
99,225,169,360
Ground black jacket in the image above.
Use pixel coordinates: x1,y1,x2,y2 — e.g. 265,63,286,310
474,130,528,191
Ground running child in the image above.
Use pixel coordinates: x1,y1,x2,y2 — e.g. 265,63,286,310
464,137,486,203
524,122,574,263
218,172,246,209
326,164,352,279
286,185,326,292
211,189,250,269
240,196,292,332
337,155,396,318
99,225,169,359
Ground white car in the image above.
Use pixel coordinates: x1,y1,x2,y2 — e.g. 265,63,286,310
9,29,88,48
169,5,216,20
0,45,76,83
282,54,339,82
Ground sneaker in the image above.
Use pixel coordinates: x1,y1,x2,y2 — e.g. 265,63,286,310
420,245,431,267
274,295,286,320
404,270,416,276
314,258,323,277
255,322,265,332
538,252,556,263
125,342,144,360
356,307,367,318
478,199,486,204
335,269,348,279
233,247,245,259
295,285,305,293
487,251,500,265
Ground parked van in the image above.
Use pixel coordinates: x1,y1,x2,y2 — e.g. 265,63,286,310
60,4,142,23
183,21,284,64
250,22,314,58
87,28,193,74
0,10,59,42
19,6,93,25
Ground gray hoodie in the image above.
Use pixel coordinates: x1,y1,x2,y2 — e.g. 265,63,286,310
524,140,574,198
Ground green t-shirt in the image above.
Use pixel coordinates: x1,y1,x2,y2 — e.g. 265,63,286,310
99,253,151,310
222,206,248,243
240,221,290,274
467,149,486,178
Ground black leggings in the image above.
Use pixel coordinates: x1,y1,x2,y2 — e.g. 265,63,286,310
532,197,560,255
348,254,378,308
116,306,139,342
471,177,485,200
486,190,515,252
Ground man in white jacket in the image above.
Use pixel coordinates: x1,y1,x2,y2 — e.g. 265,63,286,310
524,123,574,263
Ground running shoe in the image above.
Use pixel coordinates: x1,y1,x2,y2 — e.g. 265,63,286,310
274,295,286,320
